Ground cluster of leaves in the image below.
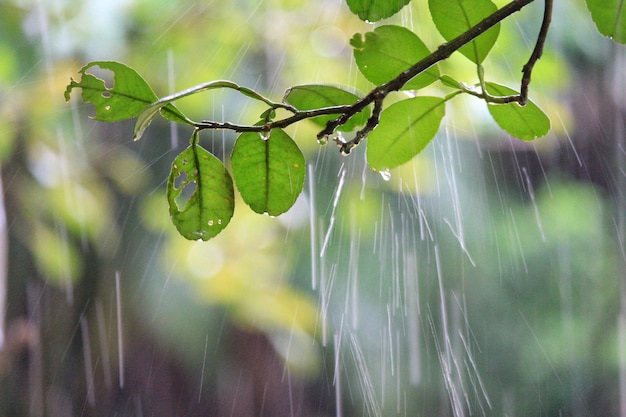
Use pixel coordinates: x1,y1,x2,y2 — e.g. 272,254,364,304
65,0,625,241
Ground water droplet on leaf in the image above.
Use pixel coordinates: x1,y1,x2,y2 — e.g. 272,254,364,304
379,169,391,181
317,135,329,145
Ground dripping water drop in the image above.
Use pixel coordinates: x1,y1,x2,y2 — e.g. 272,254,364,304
379,169,391,181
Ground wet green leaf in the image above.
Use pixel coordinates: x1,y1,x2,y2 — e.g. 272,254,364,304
167,142,235,240
284,84,370,131
367,97,446,170
346,0,411,22
350,25,440,90
486,83,550,141
231,129,305,216
65,61,188,138
586,0,626,43
429,0,500,64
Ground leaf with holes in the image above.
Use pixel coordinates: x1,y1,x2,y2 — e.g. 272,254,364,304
350,25,440,90
486,83,550,141
284,84,370,131
586,0,626,43
167,143,234,240
65,61,187,132
231,129,305,216
346,0,411,22
367,97,446,171
429,0,500,64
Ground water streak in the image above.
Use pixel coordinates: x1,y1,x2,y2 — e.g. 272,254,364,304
348,329,382,417
198,333,209,402
522,167,546,242
308,163,318,290
95,300,112,389
80,316,95,407
334,333,343,417
320,165,346,257
115,271,124,389
167,49,179,149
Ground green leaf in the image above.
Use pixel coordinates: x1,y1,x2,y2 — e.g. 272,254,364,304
231,129,305,216
428,0,500,64
366,97,446,170
284,84,370,131
586,0,626,43
346,0,411,22
167,142,235,240
64,61,156,121
350,25,440,90
486,83,550,141
65,61,188,137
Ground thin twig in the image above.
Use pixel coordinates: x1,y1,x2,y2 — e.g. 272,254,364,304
520,0,553,105
463,0,553,105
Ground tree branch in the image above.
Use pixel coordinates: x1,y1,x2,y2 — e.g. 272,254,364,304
194,0,542,148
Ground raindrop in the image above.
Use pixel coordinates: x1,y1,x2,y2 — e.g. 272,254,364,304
379,169,391,181
259,130,270,141
317,134,329,145
208,220,214,226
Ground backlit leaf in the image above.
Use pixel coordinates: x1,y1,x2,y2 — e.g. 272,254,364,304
231,129,305,216
346,0,411,22
429,0,500,64
367,97,446,170
350,25,440,90
586,0,626,43
65,61,188,138
167,143,235,240
284,84,370,131
486,83,550,141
